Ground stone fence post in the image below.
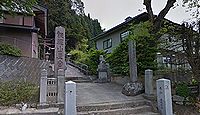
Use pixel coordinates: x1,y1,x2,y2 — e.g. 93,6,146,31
64,81,76,115
40,69,47,105
156,79,173,115
145,69,153,96
57,69,65,103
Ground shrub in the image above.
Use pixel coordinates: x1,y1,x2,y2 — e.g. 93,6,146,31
84,49,105,75
106,40,129,76
175,82,190,98
107,22,158,76
70,49,105,75
70,49,87,63
0,81,39,106
0,43,21,56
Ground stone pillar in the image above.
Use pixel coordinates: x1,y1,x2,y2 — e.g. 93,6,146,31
156,52,163,68
40,69,47,105
57,69,65,103
128,40,137,82
145,69,153,96
54,26,66,78
156,79,173,115
64,81,76,115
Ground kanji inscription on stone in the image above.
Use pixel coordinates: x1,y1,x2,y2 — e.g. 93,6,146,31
55,26,65,75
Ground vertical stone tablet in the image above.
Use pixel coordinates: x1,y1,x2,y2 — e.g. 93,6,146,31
55,26,65,77
156,79,173,115
128,40,137,82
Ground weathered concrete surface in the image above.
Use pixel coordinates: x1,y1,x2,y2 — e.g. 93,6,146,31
0,55,49,84
76,83,159,115
77,83,144,106
0,107,59,115
65,64,86,78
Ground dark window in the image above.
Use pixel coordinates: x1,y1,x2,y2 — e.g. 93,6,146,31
103,38,112,49
0,16,3,23
120,31,130,42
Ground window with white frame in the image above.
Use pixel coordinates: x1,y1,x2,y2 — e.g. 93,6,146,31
103,38,112,49
120,31,130,42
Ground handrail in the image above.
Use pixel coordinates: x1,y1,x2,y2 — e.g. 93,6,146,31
67,59,89,75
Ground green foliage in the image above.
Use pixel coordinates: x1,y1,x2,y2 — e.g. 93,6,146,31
0,81,39,106
176,82,190,98
0,43,21,56
106,40,129,75
191,78,198,85
84,49,105,75
0,0,37,17
70,49,87,63
39,0,102,51
70,49,105,75
107,21,158,76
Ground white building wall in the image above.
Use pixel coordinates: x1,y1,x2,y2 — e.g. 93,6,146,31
96,29,127,53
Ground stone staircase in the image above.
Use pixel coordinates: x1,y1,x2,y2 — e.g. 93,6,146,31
77,100,159,115
65,76,92,83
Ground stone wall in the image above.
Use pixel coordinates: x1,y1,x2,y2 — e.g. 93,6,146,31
0,55,49,84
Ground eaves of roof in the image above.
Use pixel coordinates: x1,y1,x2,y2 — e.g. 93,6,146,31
91,12,149,41
0,23,39,32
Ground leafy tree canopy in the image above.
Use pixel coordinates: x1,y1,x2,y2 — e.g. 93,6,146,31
143,0,200,80
107,21,158,76
38,0,102,51
0,0,37,17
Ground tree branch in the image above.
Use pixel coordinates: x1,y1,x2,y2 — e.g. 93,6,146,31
153,0,176,32
143,0,154,22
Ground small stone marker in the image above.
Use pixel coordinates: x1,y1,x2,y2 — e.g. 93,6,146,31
156,79,173,115
145,69,153,96
57,69,65,103
64,81,76,115
40,69,47,105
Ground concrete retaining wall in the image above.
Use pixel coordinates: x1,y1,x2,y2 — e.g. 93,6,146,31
0,55,49,84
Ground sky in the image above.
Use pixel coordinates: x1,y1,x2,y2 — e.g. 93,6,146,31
81,0,192,30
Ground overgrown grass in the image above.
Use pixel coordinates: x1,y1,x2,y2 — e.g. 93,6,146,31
0,81,39,106
0,43,21,56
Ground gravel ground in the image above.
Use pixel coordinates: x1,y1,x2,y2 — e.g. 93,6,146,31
173,103,200,115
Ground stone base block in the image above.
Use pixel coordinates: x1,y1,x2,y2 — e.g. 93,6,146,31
122,82,144,96
143,94,156,101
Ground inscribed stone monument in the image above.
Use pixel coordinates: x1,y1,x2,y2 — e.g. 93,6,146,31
128,40,137,82
122,40,144,96
54,26,65,103
156,79,173,115
54,26,65,77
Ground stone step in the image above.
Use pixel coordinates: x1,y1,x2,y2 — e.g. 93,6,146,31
77,105,152,115
77,100,148,112
0,108,59,115
131,112,160,115
65,77,92,83
70,79,92,83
